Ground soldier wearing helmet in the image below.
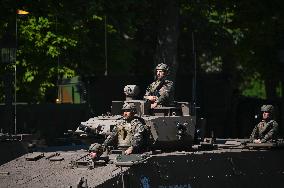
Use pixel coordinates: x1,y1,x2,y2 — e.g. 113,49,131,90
144,63,174,109
99,103,148,155
250,105,278,143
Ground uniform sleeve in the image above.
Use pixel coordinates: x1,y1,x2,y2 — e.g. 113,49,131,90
249,124,259,142
131,120,146,150
144,83,153,99
156,81,174,104
103,126,118,147
261,121,278,143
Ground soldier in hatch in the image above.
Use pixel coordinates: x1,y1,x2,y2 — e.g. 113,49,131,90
144,63,174,109
89,103,148,157
250,105,278,143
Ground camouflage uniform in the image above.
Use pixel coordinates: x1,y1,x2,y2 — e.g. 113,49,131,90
144,63,174,106
250,105,278,142
103,118,147,151
103,103,148,153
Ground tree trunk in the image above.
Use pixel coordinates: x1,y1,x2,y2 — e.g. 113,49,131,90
154,0,179,83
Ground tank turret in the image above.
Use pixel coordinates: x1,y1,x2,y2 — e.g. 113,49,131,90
74,85,196,150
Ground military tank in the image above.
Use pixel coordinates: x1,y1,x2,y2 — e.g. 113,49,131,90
0,85,284,188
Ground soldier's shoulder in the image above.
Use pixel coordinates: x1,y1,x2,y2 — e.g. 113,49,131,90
132,118,147,132
150,80,157,85
117,121,125,127
146,81,156,89
164,79,174,86
131,117,144,124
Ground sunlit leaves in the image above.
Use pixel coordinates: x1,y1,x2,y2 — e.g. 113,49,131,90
92,15,103,21
16,15,78,102
200,53,223,73
240,72,266,99
23,68,36,83
20,17,77,58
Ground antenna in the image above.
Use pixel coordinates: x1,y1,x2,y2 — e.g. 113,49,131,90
55,15,61,104
56,16,60,87
191,32,197,116
15,13,17,134
104,15,108,76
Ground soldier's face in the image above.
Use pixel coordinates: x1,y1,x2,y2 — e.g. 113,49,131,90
156,69,166,80
123,111,133,120
262,111,270,120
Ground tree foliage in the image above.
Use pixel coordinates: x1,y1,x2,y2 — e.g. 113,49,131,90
1,0,284,102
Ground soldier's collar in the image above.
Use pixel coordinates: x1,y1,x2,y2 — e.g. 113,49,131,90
124,117,134,122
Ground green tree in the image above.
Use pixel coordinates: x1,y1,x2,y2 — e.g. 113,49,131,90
1,0,284,103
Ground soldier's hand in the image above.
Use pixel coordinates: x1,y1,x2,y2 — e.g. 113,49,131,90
253,139,261,144
151,102,158,109
145,96,157,102
125,146,133,155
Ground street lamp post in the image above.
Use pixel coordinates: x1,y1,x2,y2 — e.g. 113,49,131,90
13,9,30,135
0,10,29,134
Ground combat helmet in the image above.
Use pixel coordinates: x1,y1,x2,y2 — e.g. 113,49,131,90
261,105,274,113
122,103,136,113
123,85,140,100
155,63,169,72
88,143,103,155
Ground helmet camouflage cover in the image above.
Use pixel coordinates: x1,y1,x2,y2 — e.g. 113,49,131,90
261,105,274,113
122,103,136,113
155,63,169,72
89,143,103,153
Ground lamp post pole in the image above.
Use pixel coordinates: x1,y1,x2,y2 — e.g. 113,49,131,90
14,9,29,135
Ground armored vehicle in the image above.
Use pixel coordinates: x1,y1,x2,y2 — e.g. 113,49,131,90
0,85,284,188
1,138,284,187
